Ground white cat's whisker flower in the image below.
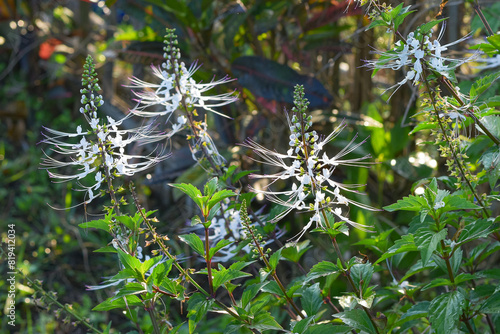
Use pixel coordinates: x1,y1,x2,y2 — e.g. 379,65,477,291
243,85,378,240
40,56,169,206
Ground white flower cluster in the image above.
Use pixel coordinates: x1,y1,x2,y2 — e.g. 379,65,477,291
244,86,376,240
41,56,168,205
128,31,237,120
127,29,237,168
366,25,475,98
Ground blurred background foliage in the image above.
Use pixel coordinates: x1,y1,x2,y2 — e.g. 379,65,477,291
0,0,497,332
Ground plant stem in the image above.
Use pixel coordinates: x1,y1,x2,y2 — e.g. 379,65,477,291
146,301,162,334
473,0,494,36
129,186,254,327
422,73,490,218
297,111,380,333
241,202,303,320
205,226,215,297
23,272,103,334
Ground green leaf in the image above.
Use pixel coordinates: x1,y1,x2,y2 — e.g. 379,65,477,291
301,283,322,317
207,189,236,212
384,195,428,212
150,260,173,287
115,215,137,231
241,282,268,308
179,234,205,257
457,219,494,245
393,10,415,31
350,263,374,293
209,239,233,260
268,248,282,271
429,291,465,334
117,250,142,274
282,240,312,263
169,183,204,210
291,316,315,334
418,18,446,34
93,245,117,253
187,293,214,334
367,19,387,30
395,301,430,326
78,219,110,232
212,267,251,291
470,73,500,100
204,177,218,198
140,255,164,276
480,145,500,189
304,261,340,283
113,283,146,299
93,295,142,311
375,234,418,264
400,260,437,282
422,277,452,291
250,312,283,331
481,288,500,313
443,196,481,212
335,309,378,334
415,228,447,266
305,324,351,334
191,215,203,227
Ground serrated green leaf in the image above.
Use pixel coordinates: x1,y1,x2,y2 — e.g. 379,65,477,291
282,240,312,263
78,219,110,232
335,309,377,334
115,215,137,231
212,268,251,291
429,290,465,334
305,324,351,334
481,288,500,313
480,145,500,189
139,255,164,276
179,233,205,257
268,248,282,271
113,282,146,300
150,260,173,287
301,283,322,317
204,177,218,198
471,73,500,100
384,195,428,212
400,260,437,282
422,277,452,291
395,301,430,326
117,249,142,274
443,196,481,212
261,281,284,297
93,295,142,311
250,312,283,331
415,228,447,266
350,263,374,293
169,183,204,210
93,245,117,253
304,261,340,283
187,293,214,334
291,316,315,334
419,18,446,34
209,239,233,260
241,282,268,308
457,219,494,245
367,19,387,30
375,234,417,264
191,215,203,226
207,189,236,212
